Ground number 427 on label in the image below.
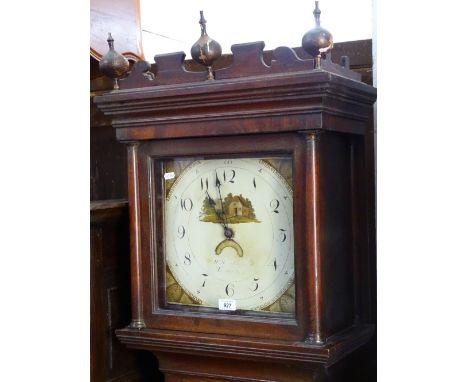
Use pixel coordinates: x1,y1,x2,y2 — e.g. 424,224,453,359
218,299,236,311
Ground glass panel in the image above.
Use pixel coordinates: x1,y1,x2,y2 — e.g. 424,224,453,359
162,156,295,314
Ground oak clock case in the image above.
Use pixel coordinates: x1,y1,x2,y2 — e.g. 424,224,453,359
94,17,377,379
138,134,307,339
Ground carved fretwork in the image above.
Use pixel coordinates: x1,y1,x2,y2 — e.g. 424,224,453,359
118,42,361,90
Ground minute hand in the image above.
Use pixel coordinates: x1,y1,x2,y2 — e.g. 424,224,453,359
215,172,233,238
205,190,224,227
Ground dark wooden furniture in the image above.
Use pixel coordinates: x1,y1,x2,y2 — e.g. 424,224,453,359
90,93,128,201
91,200,129,381
90,0,144,62
90,0,144,200
95,40,376,381
90,2,165,381
91,200,161,382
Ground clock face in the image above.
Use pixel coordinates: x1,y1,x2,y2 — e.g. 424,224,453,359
163,157,295,313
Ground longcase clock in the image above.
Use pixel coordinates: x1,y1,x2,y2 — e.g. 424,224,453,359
95,6,377,381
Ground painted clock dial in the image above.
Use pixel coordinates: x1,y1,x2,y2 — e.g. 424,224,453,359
163,157,295,312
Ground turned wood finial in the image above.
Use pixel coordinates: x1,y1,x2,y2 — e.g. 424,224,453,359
99,33,130,90
301,1,334,69
190,10,222,80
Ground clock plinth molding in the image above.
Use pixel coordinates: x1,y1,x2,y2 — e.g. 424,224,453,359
117,324,374,381
95,40,376,381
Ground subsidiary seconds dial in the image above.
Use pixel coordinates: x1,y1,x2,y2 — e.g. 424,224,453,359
164,158,294,311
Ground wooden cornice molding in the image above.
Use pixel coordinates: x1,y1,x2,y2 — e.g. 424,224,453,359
94,70,376,141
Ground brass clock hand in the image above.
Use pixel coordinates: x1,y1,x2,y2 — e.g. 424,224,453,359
215,171,234,239
205,190,225,225
210,178,244,257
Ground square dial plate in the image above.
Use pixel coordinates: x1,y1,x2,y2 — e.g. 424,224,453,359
161,156,295,314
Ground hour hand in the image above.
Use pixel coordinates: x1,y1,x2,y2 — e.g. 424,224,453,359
205,190,226,227
205,191,216,207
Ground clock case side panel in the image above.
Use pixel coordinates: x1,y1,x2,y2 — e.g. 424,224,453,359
315,133,354,339
313,131,372,340
136,133,308,341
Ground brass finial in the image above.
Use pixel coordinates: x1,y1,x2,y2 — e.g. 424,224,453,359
99,33,130,90
190,10,222,80
199,10,207,35
301,1,333,68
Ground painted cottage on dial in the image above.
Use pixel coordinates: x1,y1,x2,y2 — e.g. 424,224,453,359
228,195,250,217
